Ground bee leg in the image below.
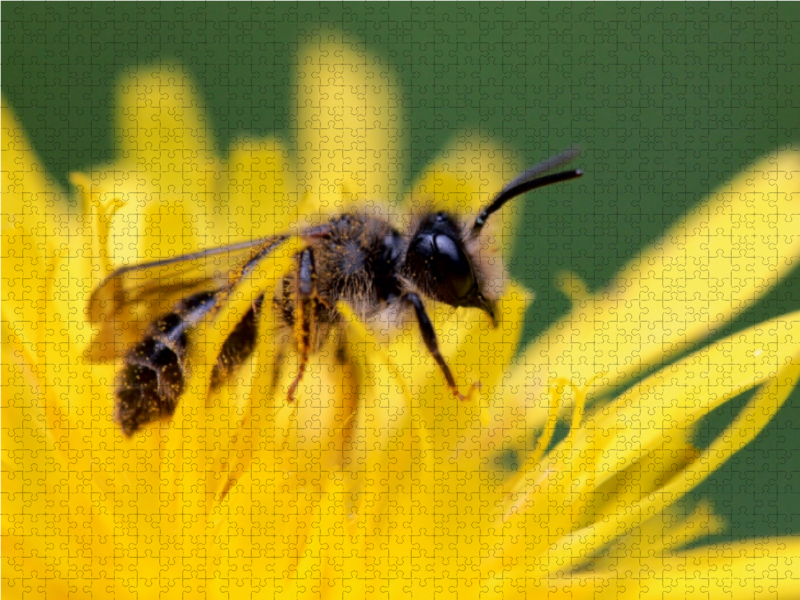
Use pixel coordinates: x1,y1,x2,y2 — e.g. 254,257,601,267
404,292,470,401
287,247,317,403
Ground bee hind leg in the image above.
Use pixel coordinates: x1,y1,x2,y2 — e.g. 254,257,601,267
287,247,318,403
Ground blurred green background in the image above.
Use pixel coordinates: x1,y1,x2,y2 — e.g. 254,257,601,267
4,2,799,544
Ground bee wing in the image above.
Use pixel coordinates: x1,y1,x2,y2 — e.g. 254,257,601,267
86,235,288,360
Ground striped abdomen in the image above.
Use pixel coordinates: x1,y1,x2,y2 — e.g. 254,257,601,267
115,290,264,436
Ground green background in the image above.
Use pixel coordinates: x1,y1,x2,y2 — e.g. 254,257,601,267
4,2,799,545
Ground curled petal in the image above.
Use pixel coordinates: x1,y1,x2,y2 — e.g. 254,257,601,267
88,64,219,266
500,149,800,436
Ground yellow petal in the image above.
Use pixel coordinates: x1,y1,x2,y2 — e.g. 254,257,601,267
161,237,299,517
1,102,89,356
223,137,300,240
342,300,414,474
2,222,49,355
542,354,800,573
498,312,799,572
581,538,800,600
596,501,725,571
482,573,629,600
2,327,124,598
84,64,219,266
657,538,800,600
501,149,800,435
406,132,521,253
296,38,404,210
1,98,69,250
3,219,95,366
591,312,800,483
1,542,80,600
116,63,216,187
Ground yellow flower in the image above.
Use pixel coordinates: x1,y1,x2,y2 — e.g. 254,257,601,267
4,39,800,599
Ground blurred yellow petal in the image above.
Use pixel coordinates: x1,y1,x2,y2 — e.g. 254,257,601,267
116,63,216,189
2,325,123,600
2,102,90,356
223,137,301,240
552,538,800,600
82,64,219,266
2,221,50,356
407,132,521,254
499,149,800,437
1,98,70,248
296,39,405,209
655,538,800,600
5,47,800,600
3,220,96,362
596,501,726,571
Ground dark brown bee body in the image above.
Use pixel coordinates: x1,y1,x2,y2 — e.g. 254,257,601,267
115,290,217,435
274,214,405,347
88,152,583,436
209,293,266,388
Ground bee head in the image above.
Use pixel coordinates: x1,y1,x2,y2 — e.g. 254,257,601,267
403,212,497,324
403,153,584,325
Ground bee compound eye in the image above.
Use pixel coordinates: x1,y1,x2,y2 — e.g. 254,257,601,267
432,234,476,302
405,231,478,306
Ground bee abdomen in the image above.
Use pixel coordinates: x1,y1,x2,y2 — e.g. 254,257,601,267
115,291,216,436
116,336,188,437
210,293,265,388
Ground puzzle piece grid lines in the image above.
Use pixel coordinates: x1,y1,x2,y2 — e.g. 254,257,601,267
2,4,800,599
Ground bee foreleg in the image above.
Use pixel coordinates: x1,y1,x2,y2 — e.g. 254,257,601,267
287,247,318,403
404,292,469,401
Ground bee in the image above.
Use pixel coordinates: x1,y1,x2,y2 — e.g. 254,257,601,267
87,152,582,436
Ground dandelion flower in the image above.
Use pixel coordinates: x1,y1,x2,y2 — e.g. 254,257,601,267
4,40,800,599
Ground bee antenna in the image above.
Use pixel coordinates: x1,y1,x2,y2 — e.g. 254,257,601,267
470,149,583,237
